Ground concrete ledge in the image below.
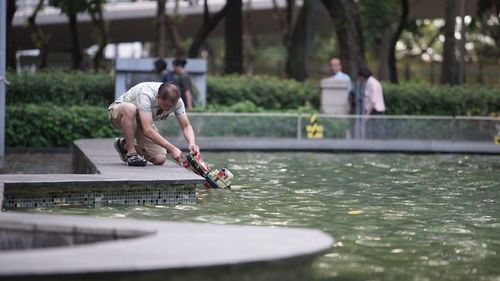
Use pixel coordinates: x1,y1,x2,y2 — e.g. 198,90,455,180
0,213,333,281
1,139,205,209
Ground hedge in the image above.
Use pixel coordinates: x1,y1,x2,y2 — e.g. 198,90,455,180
6,103,119,147
6,70,114,106
383,82,500,116
6,70,500,115
207,75,320,110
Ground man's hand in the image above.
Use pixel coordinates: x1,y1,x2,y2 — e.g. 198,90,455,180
169,146,184,165
188,144,200,155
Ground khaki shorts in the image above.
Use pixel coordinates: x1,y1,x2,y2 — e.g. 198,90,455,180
108,102,167,160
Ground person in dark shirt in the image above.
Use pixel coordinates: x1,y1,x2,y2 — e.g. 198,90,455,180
172,58,196,110
154,58,176,84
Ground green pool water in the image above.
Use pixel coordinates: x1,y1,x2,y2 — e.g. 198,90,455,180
16,152,500,280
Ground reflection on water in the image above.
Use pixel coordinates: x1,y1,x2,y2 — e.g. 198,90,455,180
13,153,500,281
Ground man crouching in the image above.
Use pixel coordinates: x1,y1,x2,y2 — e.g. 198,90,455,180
108,82,200,166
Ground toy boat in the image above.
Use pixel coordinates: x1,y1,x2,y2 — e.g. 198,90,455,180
183,153,233,189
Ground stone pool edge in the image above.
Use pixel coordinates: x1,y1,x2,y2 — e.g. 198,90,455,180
0,212,334,281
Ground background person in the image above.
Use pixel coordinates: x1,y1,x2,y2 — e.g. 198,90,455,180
329,58,354,113
172,58,196,110
108,82,200,166
358,67,387,139
154,58,176,84
329,58,352,90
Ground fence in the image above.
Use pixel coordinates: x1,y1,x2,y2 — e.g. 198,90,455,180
156,113,500,144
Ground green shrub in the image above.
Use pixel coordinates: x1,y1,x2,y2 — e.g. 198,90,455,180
5,70,499,116
6,70,114,106
207,75,320,110
383,82,500,116
6,103,119,147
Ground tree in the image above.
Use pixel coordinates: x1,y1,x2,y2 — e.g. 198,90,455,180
224,0,243,74
243,1,259,75
272,0,324,81
6,0,17,69
165,0,185,57
271,0,298,51
188,0,228,58
155,0,167,58
27,0,50,68
321,0,368,77
50,0,87,70
87,0,108,70
360,0,397,81
441,0,459,84
286,0,324,81
388,0,409,84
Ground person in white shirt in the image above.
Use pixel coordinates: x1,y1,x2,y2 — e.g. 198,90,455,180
358,68,387,139
358,68,385,115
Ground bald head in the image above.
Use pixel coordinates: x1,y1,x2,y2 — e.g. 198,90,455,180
329,58,342,75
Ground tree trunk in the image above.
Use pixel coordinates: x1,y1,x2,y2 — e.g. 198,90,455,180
27,0,49,69
88,0,108,70
441,0,459,84
155,0,166,58
188,0,228,58
243,1,258,75
165,13,184,57
321,0,367,77
224,0,243,74
388,0,409,84
68,13,83,70
271,0,297,49
458,0,466,84
7,0,17,69
286,0,324,81
377,28,392,81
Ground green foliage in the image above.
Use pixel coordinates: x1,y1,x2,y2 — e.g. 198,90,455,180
6,103,119,147
207,75,320,110
6,70,114,106
383,82,500,116
360,0,400,50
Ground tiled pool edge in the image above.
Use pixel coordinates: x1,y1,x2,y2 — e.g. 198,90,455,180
0,139,204,209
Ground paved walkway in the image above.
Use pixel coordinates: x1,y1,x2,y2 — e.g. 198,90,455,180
73,138,202,182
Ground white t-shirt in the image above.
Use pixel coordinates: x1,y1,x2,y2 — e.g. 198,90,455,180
109,82,185,121
364,76,386,113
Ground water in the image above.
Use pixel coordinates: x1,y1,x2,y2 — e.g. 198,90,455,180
10,152,500,281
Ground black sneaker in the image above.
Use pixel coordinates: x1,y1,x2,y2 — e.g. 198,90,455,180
125,153,147,167
114,138,127,162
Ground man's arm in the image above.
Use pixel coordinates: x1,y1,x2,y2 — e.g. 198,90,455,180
176,114,200,154
138,112,183,164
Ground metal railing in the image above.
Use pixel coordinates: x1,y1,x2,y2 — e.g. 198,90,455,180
156,113,500,143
